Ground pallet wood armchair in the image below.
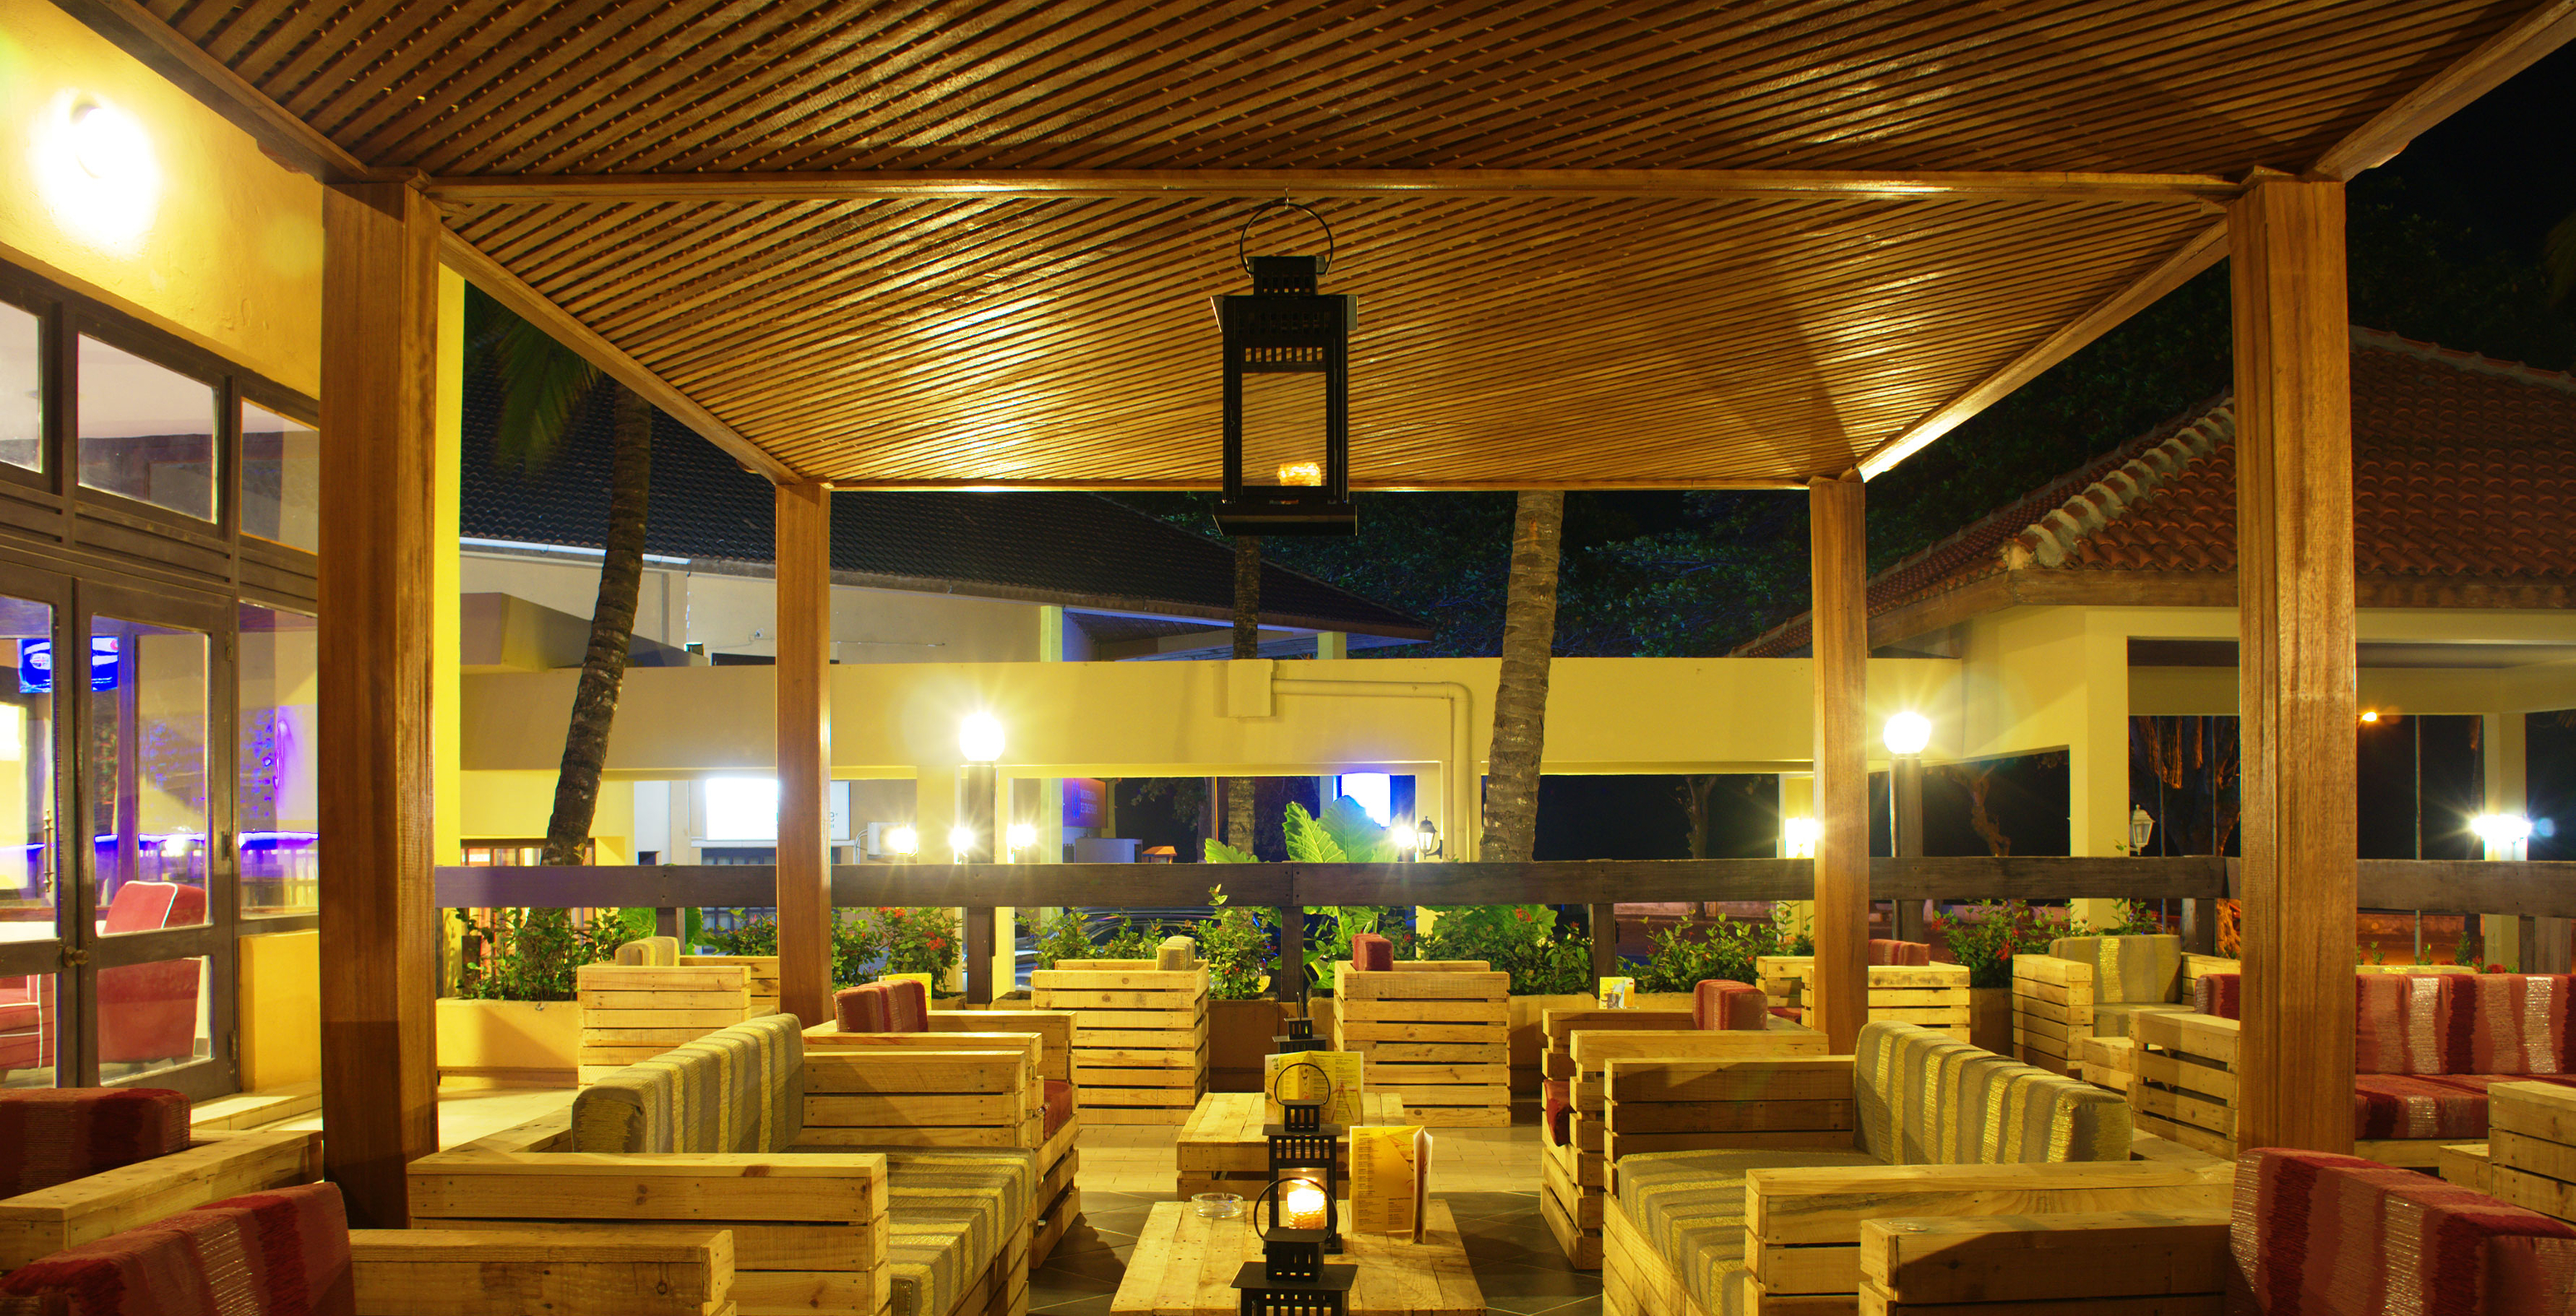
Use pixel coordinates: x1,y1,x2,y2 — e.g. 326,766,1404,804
1031,959,1208,1127
0,1181,742,1316
2010,937,2232,1077
1755,956,1970,1043
1542,1003,1827,1270
2133,972,2576,1171
1597,1021,2232,1316
409,1013,1034,1316
0,1089,320,1275
1331,957,1511,1126
577,960,755,1084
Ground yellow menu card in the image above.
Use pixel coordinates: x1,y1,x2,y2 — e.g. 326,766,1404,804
1265,1050,1364,1127
1349,1123,1432,1240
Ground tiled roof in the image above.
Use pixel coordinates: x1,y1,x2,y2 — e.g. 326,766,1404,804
460,371,1427,638
1734,329,2576,656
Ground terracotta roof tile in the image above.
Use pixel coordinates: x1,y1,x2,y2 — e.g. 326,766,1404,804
1734,329,2576,656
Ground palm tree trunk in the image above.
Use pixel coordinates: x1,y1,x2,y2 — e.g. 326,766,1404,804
540,385,652,865
1228,537,1260,850
1480,490,1565,862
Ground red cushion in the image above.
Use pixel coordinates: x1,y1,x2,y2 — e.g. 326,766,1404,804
1542,1080,1570,1147
0,1181,353,1315
832,980,929,1034
2352,1073,2576,1141
0,1088,190,1197
2442,975,2576,1075
2356,972,2450,1075
2233,1148,2576,1314
1866,939,1930,967
99,881,205,935
1692,979,1765,1031
1041,1080,1076,1141
2195,972,2242,1020
1352,933,1393,972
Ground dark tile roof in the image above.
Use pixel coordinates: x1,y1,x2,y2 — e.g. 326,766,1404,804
1734,329,2576,656
460,370,1427,638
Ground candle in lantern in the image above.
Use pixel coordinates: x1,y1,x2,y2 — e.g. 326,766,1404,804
1283,1178,1328,1231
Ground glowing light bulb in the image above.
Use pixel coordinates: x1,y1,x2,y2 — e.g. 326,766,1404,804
958,713,1003,763
2360,709,2381,724
1881,712,1931,757
2474,814,2533,845
886,825,918,856
69,102,149,181
1007,821,1037,852
1276,461,1324,487
949,824,975,858
1783,816,1818,860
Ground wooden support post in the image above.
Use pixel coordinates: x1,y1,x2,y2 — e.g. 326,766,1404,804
318,181,441,1228
1589,903,1617,982
961,763,998,1003
1810,474,1869,1054
2232,176,2357,1155
1276,905,1305,1003
775,482,833,1026
1891,758,1926,945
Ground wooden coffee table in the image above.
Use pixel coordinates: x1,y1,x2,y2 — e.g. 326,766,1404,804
1111,1199,1483,1316
1174,1090,1404,1199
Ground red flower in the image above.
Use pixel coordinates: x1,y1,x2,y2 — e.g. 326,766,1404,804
1513,909,1533,923
928,937,947,952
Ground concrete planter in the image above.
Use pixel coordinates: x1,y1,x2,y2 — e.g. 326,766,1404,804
435,997,579,1089
1208,998,1286,1092
1969,987,2013,1055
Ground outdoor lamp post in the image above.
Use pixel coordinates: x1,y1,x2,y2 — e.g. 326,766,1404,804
1414,816,1442,860
959,714,1003,1002
2129,807,2155,855
1883,714,1930,942
2475,813,2532,862
886,825,919,862
1212,201,1357,537
1783,816,1818,860
1007,821,1037,861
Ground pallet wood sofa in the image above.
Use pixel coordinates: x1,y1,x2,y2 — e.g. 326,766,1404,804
1598,1021,2232,1316
1029,958,1208,1127
407,1012,1035,1316
0,1088,320,1275
823,979,1082,1267
2132,970,2576,1170
0,1180,738,1316
1331,933,1512,1126
1856,1148,2576,1315
1541,981,1822,1270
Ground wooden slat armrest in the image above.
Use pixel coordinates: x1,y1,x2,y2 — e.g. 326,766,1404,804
934,1011,1075,1080
1542,1009,1695,1040
1603,1055,1854,1104
0,1130,320,1271
1859,1210,2230,1307
1747,1159,2234,1246
407,1151,889,1225
807,1049,1036,1098
349,1228,734,1316
807,1031,1042,1069
2010,953,2091,986
446,1106,576,1157
1569,1024,1829,1074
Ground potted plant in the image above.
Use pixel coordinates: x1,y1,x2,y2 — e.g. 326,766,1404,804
437,907,622,1086
1929,899,2058,1053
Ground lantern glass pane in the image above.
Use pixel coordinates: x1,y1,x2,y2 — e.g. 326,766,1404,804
1241,373,1326,488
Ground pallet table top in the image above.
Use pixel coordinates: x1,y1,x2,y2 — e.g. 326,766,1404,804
1174,1092,1406,1175
1112,1199,1482,1316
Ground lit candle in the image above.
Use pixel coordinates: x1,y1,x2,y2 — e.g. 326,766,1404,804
1283,1179,1328,1231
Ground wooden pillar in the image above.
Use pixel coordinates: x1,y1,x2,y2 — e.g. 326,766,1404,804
2232,176,2356,1155
1809,474,1869,1054
317,182,441,1227
1589,903,1617,982
776,482,833,1026
1891,757,1926,945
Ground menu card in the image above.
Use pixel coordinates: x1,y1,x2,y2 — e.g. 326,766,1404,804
1265,1050,1364,1127
1349,1123,1432,1240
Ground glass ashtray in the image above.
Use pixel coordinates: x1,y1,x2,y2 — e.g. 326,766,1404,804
1192,1192,1243,1219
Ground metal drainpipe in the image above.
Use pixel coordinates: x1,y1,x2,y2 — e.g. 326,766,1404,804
1270,678,1477,861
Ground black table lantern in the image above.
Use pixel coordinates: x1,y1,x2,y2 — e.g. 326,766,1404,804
1212,201,1356,538
1273,1013,1326,1056
1265,1060,1343,1252
1232,1177,1356,1316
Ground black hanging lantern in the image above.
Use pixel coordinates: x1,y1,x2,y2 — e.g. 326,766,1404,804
1274,1013,1325,1055
1232,1179,1356,1316
1265,1061,1343,1252
1213,200,1357,537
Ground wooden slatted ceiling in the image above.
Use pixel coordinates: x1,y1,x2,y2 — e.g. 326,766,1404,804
443,193,2209,487
112,0,2563,486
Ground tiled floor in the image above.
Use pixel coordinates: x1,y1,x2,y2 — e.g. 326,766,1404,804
1042,1101,1593,1316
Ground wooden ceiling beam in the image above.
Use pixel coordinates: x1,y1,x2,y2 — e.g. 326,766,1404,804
50,0,376,181
434,225,798,484
2312,0,2576,178
421,168,2241,207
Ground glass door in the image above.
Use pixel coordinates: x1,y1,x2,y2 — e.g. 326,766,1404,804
72,582,233,1099
0,572,66,1089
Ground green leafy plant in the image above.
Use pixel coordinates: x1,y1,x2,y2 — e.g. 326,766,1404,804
1204,838,1256,863
1416,904,1590,995
2078,899,2165,938
1305,905,1411,992
1024,908,1098,970
1194,885,1275,1000
1636,916,1794,993
1930,899,2064,989
696,911,887,987
453,907,623,1002
875,906,961,987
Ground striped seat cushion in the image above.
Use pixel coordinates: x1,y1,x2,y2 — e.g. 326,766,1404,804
2357,972,2452,1075
2442,974,2575,1075
1855,1021,2131,1164
2352,1073,2576,1142
1616,1148,1877,1316
570,1012,805,1153
0,1088,191,1197
835,978,931,1034
883,1149,1036,1316
2047,935,2183,1006
1692,980,1766,1031
0,1182,352,1315
2232,1148,2576,1314
1867,939,1931,967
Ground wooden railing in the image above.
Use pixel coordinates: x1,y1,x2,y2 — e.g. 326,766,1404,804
434,855,2573,1000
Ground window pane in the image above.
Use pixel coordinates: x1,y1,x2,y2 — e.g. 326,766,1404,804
0,970,54,1088
241,401,317,551
95,955,207,1081
0,597,56,917
239,605,315,914
90,617,208,929
0,304,39,473
77,337,214,521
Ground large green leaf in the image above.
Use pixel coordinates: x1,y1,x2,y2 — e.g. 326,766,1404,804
1282,803,1347,863
466,285,604,474
1203,839,1256,863
1317,796,1399,862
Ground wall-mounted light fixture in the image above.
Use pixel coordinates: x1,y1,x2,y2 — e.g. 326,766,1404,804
38,93,160,251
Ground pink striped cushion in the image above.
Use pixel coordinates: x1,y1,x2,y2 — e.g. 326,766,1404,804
2232,1148,2576,1314
1866,939,1930,967
0,1088,190,1197
1352,933,1394,972
832,980,930,1034
1692,979,1766,1031
2442,974,2575,1076
0,1182,353,1315
880,977,929,1032
2355,972,2449,1075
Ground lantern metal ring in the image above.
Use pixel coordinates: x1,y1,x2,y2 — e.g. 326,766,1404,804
1237,199,1336,278
1268,1059,1336,1104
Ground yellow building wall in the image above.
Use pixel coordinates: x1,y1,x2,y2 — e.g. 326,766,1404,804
237,929,317,1089
460,770,635,865
0,0,321,392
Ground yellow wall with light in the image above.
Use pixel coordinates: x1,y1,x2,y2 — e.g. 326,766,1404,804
0,0,322,393
237,929,316,1088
